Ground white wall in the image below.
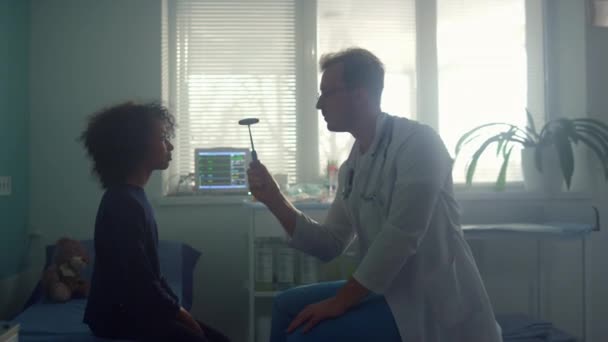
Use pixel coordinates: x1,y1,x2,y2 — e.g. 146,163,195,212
29,0,163,243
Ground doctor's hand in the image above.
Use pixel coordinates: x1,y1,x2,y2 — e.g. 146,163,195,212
287,297,347,334
247,160,282,205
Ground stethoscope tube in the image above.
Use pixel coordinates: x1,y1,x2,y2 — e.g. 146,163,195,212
342,116,395,201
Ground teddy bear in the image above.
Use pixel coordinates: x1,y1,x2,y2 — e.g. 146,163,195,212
41,238,90,302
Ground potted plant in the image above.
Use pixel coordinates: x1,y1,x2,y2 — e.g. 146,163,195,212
455,111,608,191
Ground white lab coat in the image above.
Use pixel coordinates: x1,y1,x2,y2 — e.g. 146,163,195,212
288,113,502,342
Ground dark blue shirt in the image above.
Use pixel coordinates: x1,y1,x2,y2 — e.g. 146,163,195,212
84,184,179,336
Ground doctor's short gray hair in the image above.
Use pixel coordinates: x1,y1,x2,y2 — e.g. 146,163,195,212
319,47,385,103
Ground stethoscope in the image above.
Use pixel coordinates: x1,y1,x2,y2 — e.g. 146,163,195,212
342,116,396,202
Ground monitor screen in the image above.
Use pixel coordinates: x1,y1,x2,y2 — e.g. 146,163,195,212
194,148,249,193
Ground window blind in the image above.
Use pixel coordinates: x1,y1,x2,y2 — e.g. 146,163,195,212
171,0,298,182
169,0,545,189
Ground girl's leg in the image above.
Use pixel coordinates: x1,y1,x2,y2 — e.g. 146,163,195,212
196,320,231,342
136,319,209,342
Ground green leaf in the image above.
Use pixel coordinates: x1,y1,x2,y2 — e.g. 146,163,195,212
552,129,575,189
526,109,540,140
496,128,515,156
556,119,578,143
539,120,551,142
496,138,506,157
574,118,608,136
465,133,511,186
573,131,608,180
575,121,608,146
465,158,480,187
455,123,513,156
495,145,514,191
574,122,608,163
534,144,544,173
577,126,608,159
455,133,481,157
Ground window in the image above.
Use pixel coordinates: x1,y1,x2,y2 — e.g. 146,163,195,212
167,0,545,193
437,0,540,184
317,0,417,175
169,0,298,187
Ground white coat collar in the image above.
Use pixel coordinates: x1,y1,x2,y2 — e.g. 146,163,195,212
350,112,390,162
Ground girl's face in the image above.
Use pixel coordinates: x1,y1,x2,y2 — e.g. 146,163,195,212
145,119,174,171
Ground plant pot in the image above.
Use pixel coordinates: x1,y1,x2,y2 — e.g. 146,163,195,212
521,146,565,193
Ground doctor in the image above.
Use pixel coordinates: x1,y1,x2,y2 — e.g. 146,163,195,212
247,48,502,342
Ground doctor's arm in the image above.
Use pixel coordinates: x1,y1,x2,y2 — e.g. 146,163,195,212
247,160,299,235
248,160,354,262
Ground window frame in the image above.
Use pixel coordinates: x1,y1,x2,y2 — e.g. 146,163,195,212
162,0,548,196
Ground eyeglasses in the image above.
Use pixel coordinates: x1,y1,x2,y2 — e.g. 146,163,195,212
317,87,348,101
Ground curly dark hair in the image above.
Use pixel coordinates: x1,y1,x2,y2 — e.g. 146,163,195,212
79,102,176,189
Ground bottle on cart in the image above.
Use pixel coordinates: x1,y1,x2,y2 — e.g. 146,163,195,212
274,239,296,290
255,237,274,291
298,253,319,285
327,162,339,200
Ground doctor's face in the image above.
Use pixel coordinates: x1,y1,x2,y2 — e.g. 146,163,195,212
316,63,357,132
